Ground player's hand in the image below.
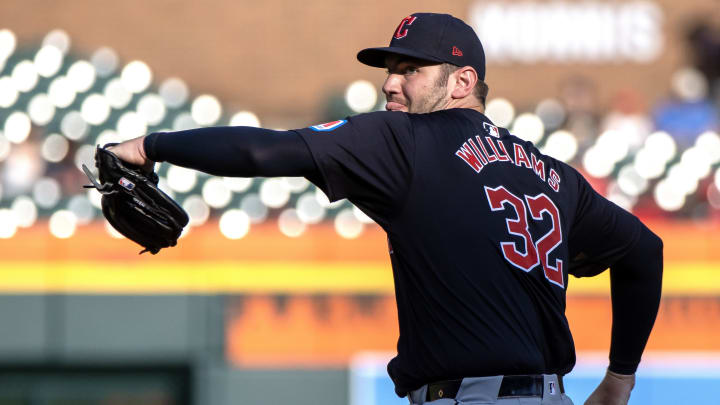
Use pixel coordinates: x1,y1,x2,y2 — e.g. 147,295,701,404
105,136,154,172
583,370,635,405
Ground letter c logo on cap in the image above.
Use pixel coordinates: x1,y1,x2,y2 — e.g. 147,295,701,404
394,16,417,39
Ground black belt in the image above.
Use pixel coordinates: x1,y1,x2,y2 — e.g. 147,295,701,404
426,375,564,401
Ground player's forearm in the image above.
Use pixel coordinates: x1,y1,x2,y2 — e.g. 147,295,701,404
143,126,317,177
607,224,663,374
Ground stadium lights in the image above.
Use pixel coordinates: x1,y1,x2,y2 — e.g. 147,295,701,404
0,76,19,107
485,98,515,127
49,210,78,239
540,130,578,162
345,80,378,113
104,78,132,109
278,208,306,237
61,111,89,141
334,208,363,239
510,113,544,144
137,93,167,126
91,47,119,78
121,60,152,93
191,94,222,126
229,111,261,127
81,93,111,125
182,195,211,227
28,93,56,126
0,29,17,62
34,45,64,78
167,165,197,193
41,134,70,162
159,77,189,108
296,192,326,224
240,193,269,224
202,177,232,209
48,76,76,108
259,178,291,208
42,29,70,55
223,177,253,193
67,60,96,93
4,111,32,143
219,209,250,239
11,60,38,92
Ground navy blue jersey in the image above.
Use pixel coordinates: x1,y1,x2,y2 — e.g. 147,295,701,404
294,108,642,396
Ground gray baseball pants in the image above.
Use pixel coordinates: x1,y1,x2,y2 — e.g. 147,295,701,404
407,375,574,405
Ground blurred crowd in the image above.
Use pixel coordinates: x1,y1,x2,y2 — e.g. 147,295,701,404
0,17,718,241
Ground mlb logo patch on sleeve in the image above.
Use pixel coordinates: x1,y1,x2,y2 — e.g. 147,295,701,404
310,120,347,132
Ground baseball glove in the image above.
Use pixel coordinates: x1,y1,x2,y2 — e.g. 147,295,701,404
82,144,189,254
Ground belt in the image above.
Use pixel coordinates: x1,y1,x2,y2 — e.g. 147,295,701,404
425,375,564,401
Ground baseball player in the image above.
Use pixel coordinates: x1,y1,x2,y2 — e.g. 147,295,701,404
109,13,663,405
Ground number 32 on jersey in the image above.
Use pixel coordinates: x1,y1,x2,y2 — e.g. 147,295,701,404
484,185,564,288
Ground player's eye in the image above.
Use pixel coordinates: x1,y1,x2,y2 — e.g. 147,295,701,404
404,66,419,75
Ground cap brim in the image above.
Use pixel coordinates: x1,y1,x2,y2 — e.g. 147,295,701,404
357,46,445,68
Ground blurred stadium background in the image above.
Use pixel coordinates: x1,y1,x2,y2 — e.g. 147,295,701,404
0,0,718,404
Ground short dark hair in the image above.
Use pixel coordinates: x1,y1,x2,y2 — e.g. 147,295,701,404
439,63,489,107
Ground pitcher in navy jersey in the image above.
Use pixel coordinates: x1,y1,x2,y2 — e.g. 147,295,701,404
107,13,662,405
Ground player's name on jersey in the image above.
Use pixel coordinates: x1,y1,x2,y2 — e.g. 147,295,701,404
455,135,561,192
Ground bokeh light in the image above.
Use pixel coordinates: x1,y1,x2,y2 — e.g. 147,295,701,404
485,98,515,127
229,111,261,127
34,45,63,78
33,177,61,209
191,95,222,126
91,47,119,77
67,60,96,93
42,29,70,54
48,76,76,108
0,134,11,161
0,29,17,61
334,208,363,239
159,78,189,108
121,60,152,93
11,60,38,92
202,177,232,209
182,195,210,226
4,112,32,144
223,177,253,193
0,209,18,239
278,209,306,237
60,111,89,141
296,192,326,224
282,177,310,193
11,196,37,228
49,210,78,239
167,166,197,193
137,94,166,126
535,98,566,130
540,130,577,162
67,195,95,225
510,113,544,143
0,76,19,107
104,78,133,109
74,144,96,171
345,80,378,113
219,209,250,239
616,164,649,197
81,93,111,125
116,111,147,141
352,205,374,224
240,194,269,224
654,179,686,212
28,94,56,126
259,178,291,208
41,133,69,162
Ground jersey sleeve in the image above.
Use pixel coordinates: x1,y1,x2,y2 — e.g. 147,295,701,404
567,173,643,278
292,111,415,223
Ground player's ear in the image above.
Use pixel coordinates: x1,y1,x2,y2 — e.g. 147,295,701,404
450,66,478,100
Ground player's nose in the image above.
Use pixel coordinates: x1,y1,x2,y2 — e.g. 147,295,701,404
382,74,402,97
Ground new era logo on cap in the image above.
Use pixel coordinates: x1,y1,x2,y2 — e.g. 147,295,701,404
452,46,463,56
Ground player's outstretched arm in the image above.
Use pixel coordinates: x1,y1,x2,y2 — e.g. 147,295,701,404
584,224,663,405
106,126,318,179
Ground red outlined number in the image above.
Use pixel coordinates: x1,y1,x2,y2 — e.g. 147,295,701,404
485,186,565,288
484,186,539,272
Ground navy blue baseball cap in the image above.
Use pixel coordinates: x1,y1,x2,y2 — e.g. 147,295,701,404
357,13,486,80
